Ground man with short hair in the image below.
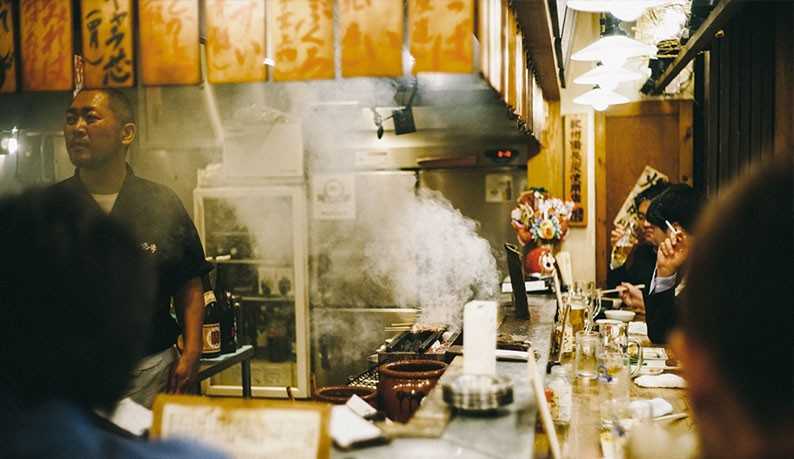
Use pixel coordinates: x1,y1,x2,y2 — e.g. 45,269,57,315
53,89,211,407
672,154,793,458
0,188,224,458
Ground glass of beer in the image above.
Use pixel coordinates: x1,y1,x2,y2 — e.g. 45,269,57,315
575,331,600,379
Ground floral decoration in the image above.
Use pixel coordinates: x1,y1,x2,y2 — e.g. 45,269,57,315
510,189,575,246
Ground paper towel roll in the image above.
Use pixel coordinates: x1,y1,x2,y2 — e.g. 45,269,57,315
463,300,497,376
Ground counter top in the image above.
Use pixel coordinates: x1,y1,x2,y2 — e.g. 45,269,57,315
332,295,558,459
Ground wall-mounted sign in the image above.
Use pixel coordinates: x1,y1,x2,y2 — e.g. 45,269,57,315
0,0,16,93
612,166,669,230
485,173,513,203
340,0,403,77
272,0,334,81
206,0,266,84
139,0,200,86
312,174,356,220
564,114,588,227
80,0,134,88
409,0,473,73
478,0,488,81
20,0,73,91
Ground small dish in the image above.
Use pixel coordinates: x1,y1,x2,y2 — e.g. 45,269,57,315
604,310,636,322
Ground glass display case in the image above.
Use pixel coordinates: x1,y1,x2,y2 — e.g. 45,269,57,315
194,185,309,398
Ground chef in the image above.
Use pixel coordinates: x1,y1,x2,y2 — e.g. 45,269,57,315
53,88,212,408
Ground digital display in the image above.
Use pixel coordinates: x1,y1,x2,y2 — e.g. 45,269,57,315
484,149,518,164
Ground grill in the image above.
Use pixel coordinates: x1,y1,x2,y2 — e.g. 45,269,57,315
347,365,379,390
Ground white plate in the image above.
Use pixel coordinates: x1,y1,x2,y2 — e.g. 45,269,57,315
604,310,636,322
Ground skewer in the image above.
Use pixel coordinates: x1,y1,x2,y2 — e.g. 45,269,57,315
600,284,645,295
389,322,415,327
527,346,561,459
654,412,688,423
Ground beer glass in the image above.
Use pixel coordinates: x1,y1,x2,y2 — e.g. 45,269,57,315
575,331,600,379
597,319,644,376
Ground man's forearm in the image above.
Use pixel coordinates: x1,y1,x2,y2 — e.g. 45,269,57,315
177,277,204,359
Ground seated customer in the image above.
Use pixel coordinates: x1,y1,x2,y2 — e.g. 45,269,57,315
619,184,703,343
0,188,224,459
671,154,793,459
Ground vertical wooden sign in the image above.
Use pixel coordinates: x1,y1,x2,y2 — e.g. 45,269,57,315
515,31,523,118
20,0,73,91
506,10,516,109
487,0,501,92
272,0,334,81
564,114,588,227
205,0,266,84
0,0,16,93
409,0,473,74
139,0,200,86
340,0,403,77
478,0,488,80
80,0,134,88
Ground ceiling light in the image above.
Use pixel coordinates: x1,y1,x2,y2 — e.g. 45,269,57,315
573,87,630,111
572,35,657,67
574,64,643,91
568,1,669,22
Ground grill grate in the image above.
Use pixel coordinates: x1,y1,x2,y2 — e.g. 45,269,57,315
347,365,379,390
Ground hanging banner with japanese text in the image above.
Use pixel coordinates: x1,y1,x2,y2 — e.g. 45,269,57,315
20,0,73,91
272,0,334,81
340,0,402,77
139,0,200,86
0,0,16,93
409,0,473,73
206,0,266,84
564,114,588,227
80,0,134,88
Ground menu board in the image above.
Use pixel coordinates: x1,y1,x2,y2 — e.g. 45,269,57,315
272,0,334,81
340,0,403,77
205,0,267,84
0,0,16,93
564,114,588,227
409,0,473,74
20,0,73,91
152,395,331,459
80,0,134,88
139,0,200,86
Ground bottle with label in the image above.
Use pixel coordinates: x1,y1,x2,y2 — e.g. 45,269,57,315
217,263,238,354
545,364,572,425
201,275,222,358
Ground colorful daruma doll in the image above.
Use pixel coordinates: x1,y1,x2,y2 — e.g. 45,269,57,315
524,246,556,276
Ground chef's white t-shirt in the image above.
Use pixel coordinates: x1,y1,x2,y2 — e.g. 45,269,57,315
91,193,119,214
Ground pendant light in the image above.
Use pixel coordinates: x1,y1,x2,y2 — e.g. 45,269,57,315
572,35,657,68
574,64,643,91
568,1,669,22
573,87,630,111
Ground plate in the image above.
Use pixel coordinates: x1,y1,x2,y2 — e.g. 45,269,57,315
604,310,636,322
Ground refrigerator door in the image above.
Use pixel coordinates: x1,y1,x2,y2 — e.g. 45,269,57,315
194,185,310,398
419,168,527,277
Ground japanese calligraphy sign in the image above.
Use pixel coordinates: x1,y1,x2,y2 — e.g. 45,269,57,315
20,0,73,91
80,0,134,88
272,0,334,81
612,166,669,230
206,0,266,84
139,0,200,86
564,114,589,227
409,0,473,74
340,0,402,77
0,0,16,93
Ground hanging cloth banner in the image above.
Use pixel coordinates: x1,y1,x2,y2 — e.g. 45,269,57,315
206,0,266,84
80,0,134,88
0,0,16,93
271,0,334,82
20,0,73,91
139,0,200,86
340,0,403,77
410,0,473,74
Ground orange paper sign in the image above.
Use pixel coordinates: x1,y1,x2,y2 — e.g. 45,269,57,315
340,0,403,77
206,0,266,84
80,0,134,88
272,0,334,81
20,0,73,91
139,0,200,86
0,0,16,93
410,0,473,74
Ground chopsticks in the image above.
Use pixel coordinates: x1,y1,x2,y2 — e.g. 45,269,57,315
654,413,688,423
600,284,645,295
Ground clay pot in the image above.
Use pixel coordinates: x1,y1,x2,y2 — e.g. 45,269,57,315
314,385,377,407
378,359,448,423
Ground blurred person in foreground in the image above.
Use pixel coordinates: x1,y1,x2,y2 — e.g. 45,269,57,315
607,181,670,298
54,88,212,407
671,153,793,459
618,184,703,343
0,188,225,458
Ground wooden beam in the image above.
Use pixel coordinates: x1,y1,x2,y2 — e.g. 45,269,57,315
515,0,561,100
652,0,742,95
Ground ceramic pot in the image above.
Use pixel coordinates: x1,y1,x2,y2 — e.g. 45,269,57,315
314,385,377,407
378,359,447,423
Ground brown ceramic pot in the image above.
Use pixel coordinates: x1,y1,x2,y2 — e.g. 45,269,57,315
378,359,448,423
314,385,378,407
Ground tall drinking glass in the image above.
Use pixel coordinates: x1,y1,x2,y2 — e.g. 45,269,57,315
575,331,600,379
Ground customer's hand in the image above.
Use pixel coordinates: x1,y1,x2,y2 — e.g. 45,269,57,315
618,282,645,314
168,352,199,393
657,233,689,278
610,227,625,246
